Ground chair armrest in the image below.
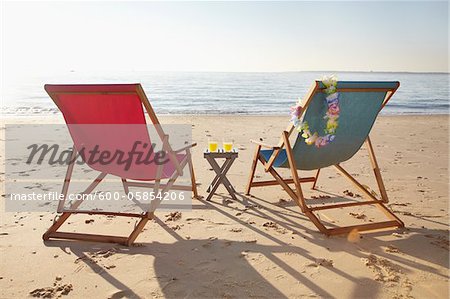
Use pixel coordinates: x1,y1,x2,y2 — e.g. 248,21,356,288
250,139,280,149
173,142,197,153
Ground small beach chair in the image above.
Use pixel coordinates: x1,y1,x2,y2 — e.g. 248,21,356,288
246,81,404,235
43,84,198,245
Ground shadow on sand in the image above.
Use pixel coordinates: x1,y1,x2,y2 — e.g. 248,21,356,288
44,192,448,298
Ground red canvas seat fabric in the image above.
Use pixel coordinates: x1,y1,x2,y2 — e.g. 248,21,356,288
45,84,179,181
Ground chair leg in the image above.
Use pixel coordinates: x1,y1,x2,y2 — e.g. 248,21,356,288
305,210,329,235
245,145,261,195
121,178,129,195
57,146,78,212
187,149,199,199
153,163,163,194
264,159,298,201
282,131,307,212
126,216,151,246
312,169,321,190
149,156,190,212
365,136,389,203
66,172,108,211
42,212,71,241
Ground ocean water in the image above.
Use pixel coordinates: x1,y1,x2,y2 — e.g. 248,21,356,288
1,71,448,116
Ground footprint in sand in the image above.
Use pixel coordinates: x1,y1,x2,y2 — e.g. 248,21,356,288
262,221,288,234
362,254,413,297
343,190,357,197
307,258,334,268
361,254,401,283
75,248,117,265
349,212,367,220
29,276,73,298
165,211,182,222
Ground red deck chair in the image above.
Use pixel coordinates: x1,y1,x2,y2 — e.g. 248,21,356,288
43,84,198,246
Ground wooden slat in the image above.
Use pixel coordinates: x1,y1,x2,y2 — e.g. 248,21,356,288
46,232,129,244
187,149,199,199
264,148,281,172
65,172,108,212
48,91,137,95
326,220,401,236
365,137,389,203
203,151,238,158
136,84,183,176
174,142,197,153
318,88,395,93
250,139,280,149
261,157,298,202
135,84,160,126
60,210,144,217
121,178,129,195
246,145,261,195
309,200,383,211
305,210,329,234
42,213,71,240
312,169,321,190
58,147,78,212
283,131,307,212
381,83,400,109
285,82,320,137
126,181,193,191
251,177,316,187
126,217,150,246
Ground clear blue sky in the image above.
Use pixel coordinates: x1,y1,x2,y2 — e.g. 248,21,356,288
1,1,448,73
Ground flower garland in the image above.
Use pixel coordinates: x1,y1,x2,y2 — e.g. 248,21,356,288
290,75,340,148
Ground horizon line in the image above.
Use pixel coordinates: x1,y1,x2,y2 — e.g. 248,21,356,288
60,69,450,75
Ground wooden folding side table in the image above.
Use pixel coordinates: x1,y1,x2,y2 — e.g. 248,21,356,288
204,149,238,201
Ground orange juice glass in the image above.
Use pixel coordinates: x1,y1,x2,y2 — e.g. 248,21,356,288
208,141,218,152
223,141,233,152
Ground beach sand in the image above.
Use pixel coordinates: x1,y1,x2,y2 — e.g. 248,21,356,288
0,115,448,298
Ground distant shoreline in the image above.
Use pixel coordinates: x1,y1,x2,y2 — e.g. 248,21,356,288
1,114,448,123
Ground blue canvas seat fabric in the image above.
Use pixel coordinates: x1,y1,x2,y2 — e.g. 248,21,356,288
262,81,398,171
259,149,287,167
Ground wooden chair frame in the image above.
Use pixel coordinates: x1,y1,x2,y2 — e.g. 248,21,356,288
245,81,404,236
42,84,199,246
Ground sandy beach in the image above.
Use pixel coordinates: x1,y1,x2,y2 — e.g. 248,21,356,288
0,114,448,298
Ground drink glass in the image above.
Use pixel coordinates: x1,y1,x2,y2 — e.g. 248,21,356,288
208,140,218,152
223,140,233,152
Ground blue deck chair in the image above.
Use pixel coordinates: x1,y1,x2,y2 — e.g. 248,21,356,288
246,81,404,236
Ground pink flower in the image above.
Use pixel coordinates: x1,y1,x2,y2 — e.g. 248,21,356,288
328,103,340,116
290,105,302,117
315,136,328,148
